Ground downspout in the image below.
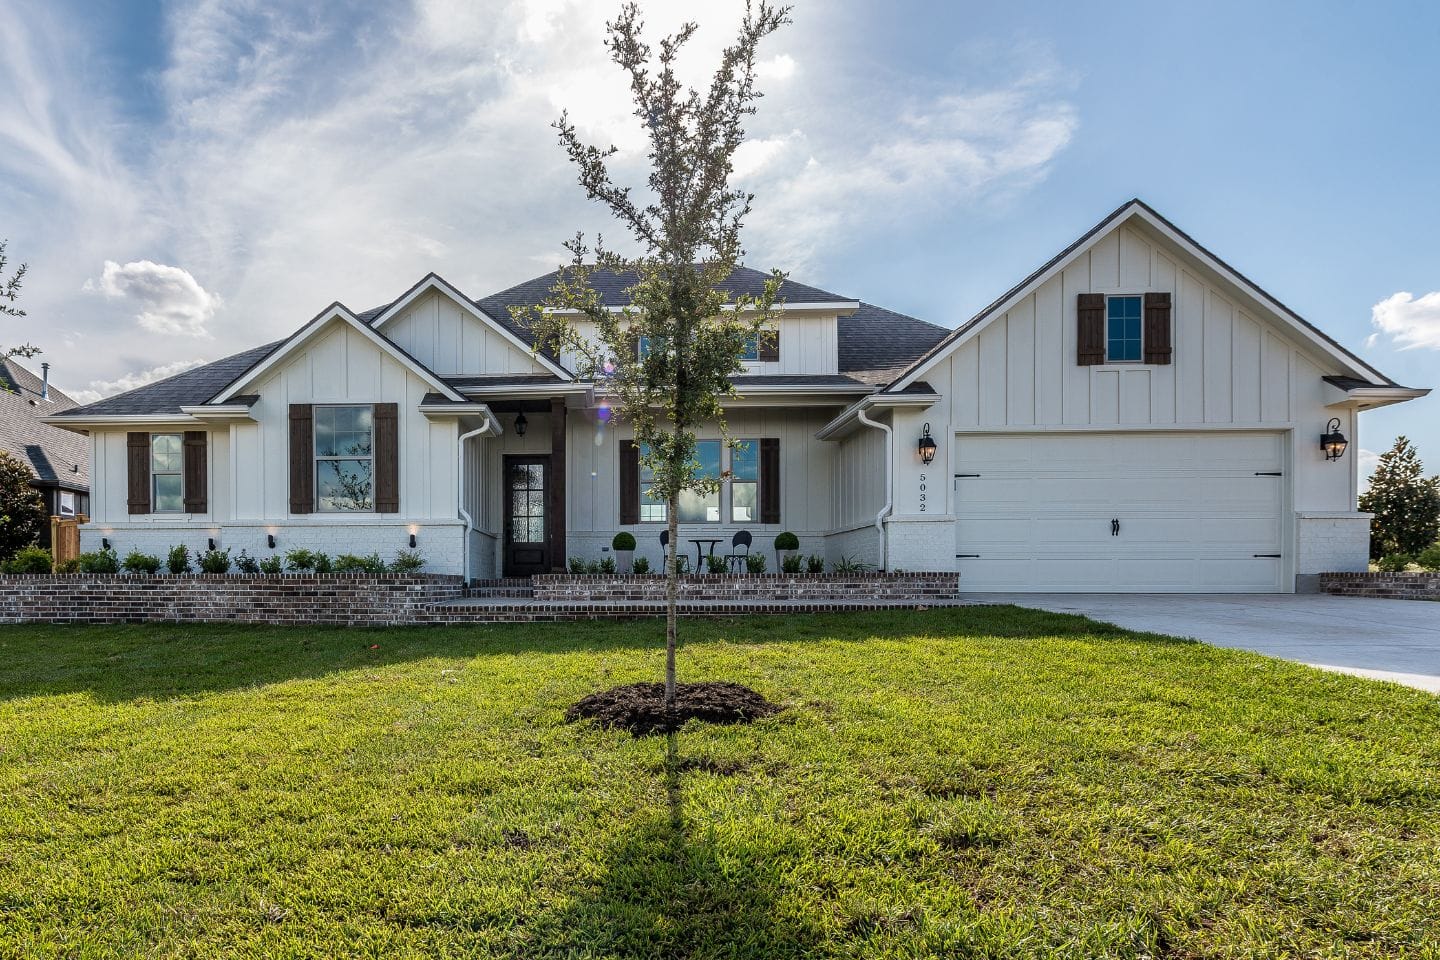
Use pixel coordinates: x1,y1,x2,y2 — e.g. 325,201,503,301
855,404,892,572
457,415,493,584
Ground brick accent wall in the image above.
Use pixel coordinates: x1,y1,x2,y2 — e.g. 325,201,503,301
1320,572,1440,601
527,572,961,602
0,574,465,626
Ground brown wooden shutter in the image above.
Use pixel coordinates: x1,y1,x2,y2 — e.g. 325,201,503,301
127,432,151,515
759,437,780,524
757,329,779,362
182,431,208,513
288,404,314,514
372,403,400,513
1077,293,1106,365
1143,291,1173,365
619,441,640,525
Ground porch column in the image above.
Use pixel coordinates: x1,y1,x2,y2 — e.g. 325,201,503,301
549,397,567,571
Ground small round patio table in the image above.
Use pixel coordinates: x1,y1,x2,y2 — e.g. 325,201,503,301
688,538,724,570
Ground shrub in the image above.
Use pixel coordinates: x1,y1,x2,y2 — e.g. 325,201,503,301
806,554,824,574
631,556,650,574
672,555,690,575
198,548,232,574
612,531,636,551
234,551,260,575
568,556,587,574
167,545,191,575
284,549,333,573
745,553,767,574
55,558,80,573
258,556,283,575
389,549,424,574
773,531,799,552
335,553,387,574
706,554,728,574
1416,543,1440,572
121,550,161,575
78,548,120,574
1376,553,1412,573
0,450,45,562
4,546,53,574
1359,437,1440,558
832,555,873,574
597,556,617,574
781,553,802,574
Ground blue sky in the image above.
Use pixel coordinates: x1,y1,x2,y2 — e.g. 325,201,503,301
1,0,1436,473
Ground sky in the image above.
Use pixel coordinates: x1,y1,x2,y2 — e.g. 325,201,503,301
1,0,1436,476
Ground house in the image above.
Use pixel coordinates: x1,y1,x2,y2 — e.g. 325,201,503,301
46,200,1427,592
2,359,90,543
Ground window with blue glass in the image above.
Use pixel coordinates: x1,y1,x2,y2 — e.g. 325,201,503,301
1106,296,1143,362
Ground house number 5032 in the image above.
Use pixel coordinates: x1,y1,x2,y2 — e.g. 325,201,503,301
918,473,927,512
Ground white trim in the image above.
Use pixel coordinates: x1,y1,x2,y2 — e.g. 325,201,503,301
369,274,573,381
42,414,201,431
1323,384,1430,410
418,401,500,417
815,392,943,441
211,304,466,404
891,201,1394,392
454,382,592,399
179,404,256,421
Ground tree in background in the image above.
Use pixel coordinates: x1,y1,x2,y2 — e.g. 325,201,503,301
525,2,790,711
0,451,46,561
0,240,39,368
1359,436,1440,559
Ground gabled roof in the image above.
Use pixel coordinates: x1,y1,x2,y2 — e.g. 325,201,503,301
838,302,950,385
1,359,89,488
886,198,1407,393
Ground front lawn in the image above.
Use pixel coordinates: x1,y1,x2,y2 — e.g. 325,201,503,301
2,608,1438,958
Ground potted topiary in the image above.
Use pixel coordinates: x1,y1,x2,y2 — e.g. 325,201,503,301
774,531,799,570
612,531,637,573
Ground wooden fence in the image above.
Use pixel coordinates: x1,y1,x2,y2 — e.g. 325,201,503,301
50,515,87,569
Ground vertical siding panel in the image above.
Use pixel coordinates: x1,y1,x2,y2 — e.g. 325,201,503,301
1006,297,1036,425
1089,231,1120,291
1152,254,1178,423
1061,257,1091,424
1176,270,1205,423
1033,276,1063,425
1232,311,1262,422
1091,370,1120,424
1119,370,1151,424
950,341,979,428
1204,289,1234,422
1119,227,1153,290
977,319,1008,426
1260,330,1291,422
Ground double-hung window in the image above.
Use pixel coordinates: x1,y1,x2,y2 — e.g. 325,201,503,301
151,434,184,512
638,440,723,522
315,405,375,512
1106,295,1143,362
730,440,758,522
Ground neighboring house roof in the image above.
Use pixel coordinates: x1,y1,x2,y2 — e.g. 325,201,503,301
838,302,951,385
50,342,282,419
0,359,89,489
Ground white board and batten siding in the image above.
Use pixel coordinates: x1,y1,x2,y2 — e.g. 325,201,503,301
383,290,552,377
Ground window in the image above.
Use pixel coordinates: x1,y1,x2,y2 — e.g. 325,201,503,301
638,440,722,522
151,433,184,512
315,405,374,512
1106,295,1143,362
739,334,760,361
636,335,652,360
730,440,758,522
59,491,76,518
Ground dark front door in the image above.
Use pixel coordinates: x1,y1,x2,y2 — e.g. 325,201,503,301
504,455,550,577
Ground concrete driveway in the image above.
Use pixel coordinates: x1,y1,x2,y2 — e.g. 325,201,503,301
975,593,1440,694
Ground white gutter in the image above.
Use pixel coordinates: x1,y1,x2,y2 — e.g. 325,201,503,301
854,406,892,573
457,413,498,583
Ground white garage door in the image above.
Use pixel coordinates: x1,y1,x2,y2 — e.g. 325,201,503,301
954,432,1286,593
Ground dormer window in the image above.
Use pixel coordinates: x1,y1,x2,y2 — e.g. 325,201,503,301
741,329,779,362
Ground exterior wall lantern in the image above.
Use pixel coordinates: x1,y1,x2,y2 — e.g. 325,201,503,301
267,534,277,549
1321,418,1349,461
409,533,418,548
514,411,528,437
917,423,938,465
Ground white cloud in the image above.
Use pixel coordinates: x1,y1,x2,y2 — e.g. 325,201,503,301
86,260,222,337
1369,291,1440,351
1358,447,1380,489
66,359,211,405
757,53,796,80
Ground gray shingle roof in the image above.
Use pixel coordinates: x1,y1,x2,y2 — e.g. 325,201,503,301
731,374,868,387
838,302,951,385
51,342,282,418
1,360,89,488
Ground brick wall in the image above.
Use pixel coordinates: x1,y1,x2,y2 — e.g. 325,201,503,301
0,574,465,626
1320,572,1440,601
528,572,961,602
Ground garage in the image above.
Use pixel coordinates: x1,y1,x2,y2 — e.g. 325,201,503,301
954,431,1287,593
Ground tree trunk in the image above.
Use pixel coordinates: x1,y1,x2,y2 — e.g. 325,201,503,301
665,493,679,711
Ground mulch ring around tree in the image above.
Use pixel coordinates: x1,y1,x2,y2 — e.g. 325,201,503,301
565,681,781,736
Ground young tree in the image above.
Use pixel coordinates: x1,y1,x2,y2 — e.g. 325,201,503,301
1358,436,1440,558
0,451,46,561
524,2,791,710
0,240,39,367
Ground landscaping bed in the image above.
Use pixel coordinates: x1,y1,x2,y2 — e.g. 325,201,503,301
2,607,1438,957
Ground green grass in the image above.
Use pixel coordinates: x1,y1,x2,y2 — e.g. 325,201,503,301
2,608,1439,959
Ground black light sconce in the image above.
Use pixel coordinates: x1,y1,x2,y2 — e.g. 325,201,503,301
101,538,110,550
1321,418,1349,461
208,538,216,551
267,534,276,549
409,533,418,549
917,422,938,465
514,411,528,437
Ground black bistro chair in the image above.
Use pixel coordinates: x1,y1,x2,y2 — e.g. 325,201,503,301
725,530,753,572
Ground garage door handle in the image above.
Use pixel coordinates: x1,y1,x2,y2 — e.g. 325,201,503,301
1253,554,1281,558
1254,472,1282,476
954,473,981,478
955,554,980,558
